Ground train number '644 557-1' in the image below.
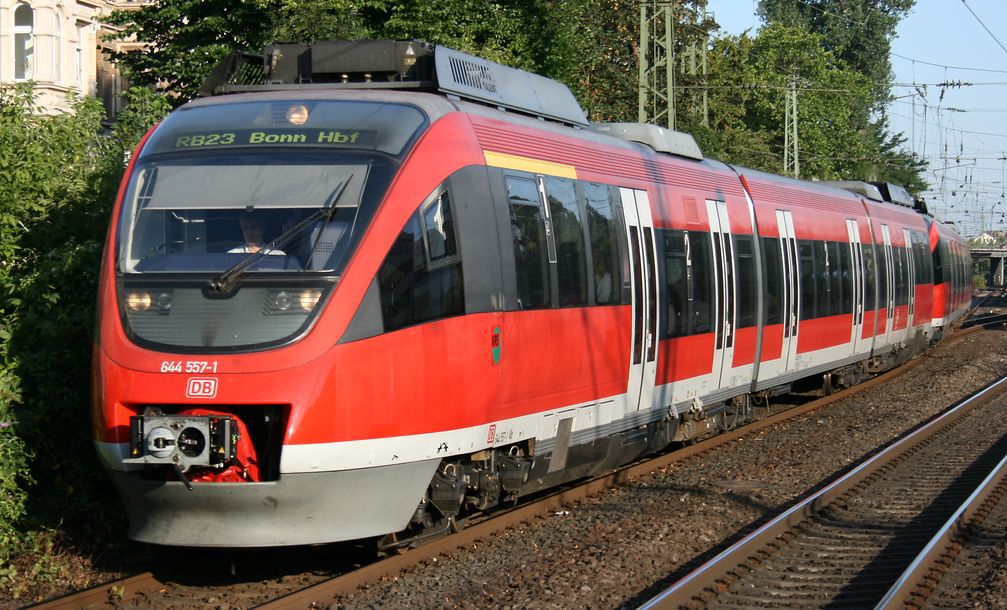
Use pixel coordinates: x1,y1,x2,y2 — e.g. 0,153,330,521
160,361,218,374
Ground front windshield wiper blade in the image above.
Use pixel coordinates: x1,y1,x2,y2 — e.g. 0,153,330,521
207,175,352,294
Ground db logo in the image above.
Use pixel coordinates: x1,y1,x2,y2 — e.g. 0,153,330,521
186,377,218,399
486,424,497,444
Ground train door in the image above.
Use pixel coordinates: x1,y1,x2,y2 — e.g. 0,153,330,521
776,210,800,371
620,188,659,412
880,224,896,345
846,219,871,355
707,200,736,388
903,228,916,329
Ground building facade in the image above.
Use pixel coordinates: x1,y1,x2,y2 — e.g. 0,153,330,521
0,0,145,115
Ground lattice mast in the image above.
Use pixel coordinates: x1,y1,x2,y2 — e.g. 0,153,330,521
638,1,710,129
784,76,799,178
638,0,676,128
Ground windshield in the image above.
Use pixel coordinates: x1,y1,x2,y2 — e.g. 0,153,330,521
116,99,427,275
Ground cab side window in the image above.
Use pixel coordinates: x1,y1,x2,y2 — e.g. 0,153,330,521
378,190,464,331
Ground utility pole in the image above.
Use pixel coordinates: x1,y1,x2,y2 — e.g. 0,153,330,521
701,3,709,127
784,76,799,178
638,0,676,129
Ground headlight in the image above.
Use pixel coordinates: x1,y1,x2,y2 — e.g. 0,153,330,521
155,291,173,310
126,291,152,312
286,104,309,125
273,291,293,311
299,288,323,311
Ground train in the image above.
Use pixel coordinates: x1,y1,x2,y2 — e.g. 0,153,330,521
92,41,972,548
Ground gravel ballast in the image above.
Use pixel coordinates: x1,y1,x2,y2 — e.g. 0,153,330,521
334,329,1007,610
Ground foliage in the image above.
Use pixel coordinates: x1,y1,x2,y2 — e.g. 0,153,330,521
757,0,916,110
972,256,989,288
561,0,644,123
703,23,876,179
0,84,168,595
105,0,279,103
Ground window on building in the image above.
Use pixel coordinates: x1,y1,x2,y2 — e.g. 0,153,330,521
75,25,84,92
53,9,63,83
14,3,34,81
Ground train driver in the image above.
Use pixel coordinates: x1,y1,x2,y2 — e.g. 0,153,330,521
228,211,286,255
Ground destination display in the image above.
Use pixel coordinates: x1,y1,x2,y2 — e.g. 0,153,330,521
172,128,378,149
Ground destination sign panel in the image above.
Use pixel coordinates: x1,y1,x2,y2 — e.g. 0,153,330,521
172,129,377,149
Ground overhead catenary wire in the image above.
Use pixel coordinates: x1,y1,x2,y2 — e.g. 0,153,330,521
960,0,1007,56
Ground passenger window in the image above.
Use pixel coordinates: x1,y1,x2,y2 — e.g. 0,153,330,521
877,244,889,307
378,191,465,332
544,176,587,307
584,182,622,305
815,241,829,318
839,242,852,315
507,175,551,309
734,235,757,328
916,234,933,285
825,242,840,316
799,241,815,320
862,245,876,312
690,231,714,334
892,247,906,306
659,229,689,337
762,237,784,326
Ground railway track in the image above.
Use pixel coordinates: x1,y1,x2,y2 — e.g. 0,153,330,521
878,446,1007,608
640,373,1007,609
31,328,988,609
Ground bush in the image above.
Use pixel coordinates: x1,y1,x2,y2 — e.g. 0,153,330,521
0,84,168,590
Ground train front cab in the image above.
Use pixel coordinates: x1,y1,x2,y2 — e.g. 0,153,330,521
92,90,515,546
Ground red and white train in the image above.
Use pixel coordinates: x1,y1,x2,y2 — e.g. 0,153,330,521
92,41,971,547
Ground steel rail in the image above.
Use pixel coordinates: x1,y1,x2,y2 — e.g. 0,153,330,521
31,327,984,610
962,311,1007,328
30,571,165,609
875,448,1007,609
637,372,1007,610
252,331,981,609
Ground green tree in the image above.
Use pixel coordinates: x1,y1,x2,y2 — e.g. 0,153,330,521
564,0,639,122
104,0,336,103
703,23,880,179
757,0,915,110
0,85,168,596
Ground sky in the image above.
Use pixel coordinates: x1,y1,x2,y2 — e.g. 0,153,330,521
704,0,1007,237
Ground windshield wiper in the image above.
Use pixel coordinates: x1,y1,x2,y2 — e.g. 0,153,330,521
207,175,352,294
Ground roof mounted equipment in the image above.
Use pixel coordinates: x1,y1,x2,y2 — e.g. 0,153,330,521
870,182,915,208
589,122,703,160
200,40,589,127
820,180,884,202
